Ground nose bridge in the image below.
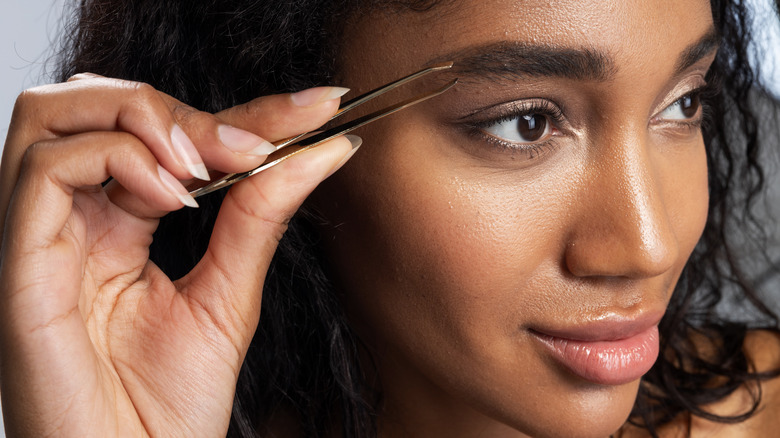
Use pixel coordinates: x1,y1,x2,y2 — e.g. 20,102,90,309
565,129,679,279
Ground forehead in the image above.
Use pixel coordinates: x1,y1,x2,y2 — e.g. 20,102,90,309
433,0,713,44
339,0,714,82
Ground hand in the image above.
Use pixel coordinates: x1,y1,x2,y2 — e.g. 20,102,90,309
0,75,357,437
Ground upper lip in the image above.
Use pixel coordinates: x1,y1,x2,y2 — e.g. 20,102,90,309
529,309,664,342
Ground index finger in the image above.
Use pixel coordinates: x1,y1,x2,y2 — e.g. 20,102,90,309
213,87,350,142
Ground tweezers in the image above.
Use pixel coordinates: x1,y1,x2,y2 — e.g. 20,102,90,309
188,61,456,198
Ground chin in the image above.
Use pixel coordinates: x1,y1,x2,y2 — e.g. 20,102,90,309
474,376,642,438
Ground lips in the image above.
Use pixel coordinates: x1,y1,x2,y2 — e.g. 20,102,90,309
530,319,661,386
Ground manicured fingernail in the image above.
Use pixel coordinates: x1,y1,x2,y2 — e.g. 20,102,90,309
290,86,350,107
157,165,199,208
326,135,362,178
171,124,210,181
217,125,276,156
345,134,362,151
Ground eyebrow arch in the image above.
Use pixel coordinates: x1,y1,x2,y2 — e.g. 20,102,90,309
674,27,721,74
440,42,616,82
433,26,720,83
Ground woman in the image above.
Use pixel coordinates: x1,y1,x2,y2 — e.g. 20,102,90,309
1,0,779,437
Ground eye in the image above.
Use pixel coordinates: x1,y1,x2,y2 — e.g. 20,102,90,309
461,99,567,159
482,112,554,144
658,91,701,121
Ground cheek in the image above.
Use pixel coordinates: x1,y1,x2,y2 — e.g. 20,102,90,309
314,115,571,349
664,139,710,262
311,116,638,433
309,101,709,436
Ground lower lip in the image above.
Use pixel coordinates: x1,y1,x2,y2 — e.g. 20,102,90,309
532,325,659,386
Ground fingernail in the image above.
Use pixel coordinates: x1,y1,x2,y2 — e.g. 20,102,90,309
157,165,199,208
171,124,210,181
290,86,350,107
326,135,362,178
218,125,276,156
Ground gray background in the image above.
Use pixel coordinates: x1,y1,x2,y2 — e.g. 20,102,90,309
1,2,65,435
1,0,65,146
1,0,779,436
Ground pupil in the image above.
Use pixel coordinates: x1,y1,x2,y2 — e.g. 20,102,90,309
681,94,700,118
519,114,547,141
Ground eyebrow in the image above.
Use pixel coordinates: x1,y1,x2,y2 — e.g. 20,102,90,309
442,42,616,82
674,28,721,74
434,26,720,83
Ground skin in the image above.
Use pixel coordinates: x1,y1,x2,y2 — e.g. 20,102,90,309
312,0,714,436
1,1,777,437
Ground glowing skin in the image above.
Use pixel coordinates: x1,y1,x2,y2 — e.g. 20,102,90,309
311,0,713,437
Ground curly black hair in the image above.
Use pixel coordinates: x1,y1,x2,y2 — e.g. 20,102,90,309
54,0,780,437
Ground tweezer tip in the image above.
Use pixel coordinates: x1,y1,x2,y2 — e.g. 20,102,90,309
428,61,454,70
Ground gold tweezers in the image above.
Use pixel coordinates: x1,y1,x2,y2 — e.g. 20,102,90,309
189,61,456,198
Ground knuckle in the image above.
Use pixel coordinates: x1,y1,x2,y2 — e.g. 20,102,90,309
18,141,53,173
12,88,42,120
116,134,149,161
228,185,292,232
120,81,177,126
172,105,215,139
171,102,205,125
220,99,265,131
171,103,195,123
66,72,102,82
233,100,258,121
128,81,160,104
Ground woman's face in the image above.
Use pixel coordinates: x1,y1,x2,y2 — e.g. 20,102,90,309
312,0,714,436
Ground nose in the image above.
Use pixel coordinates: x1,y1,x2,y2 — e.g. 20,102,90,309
564,132,681,279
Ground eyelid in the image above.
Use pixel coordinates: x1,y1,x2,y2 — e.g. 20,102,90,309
652,73,708,118
650,82,714,128
459,98,571,131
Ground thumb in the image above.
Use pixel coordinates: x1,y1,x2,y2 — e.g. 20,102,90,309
179,134,361,354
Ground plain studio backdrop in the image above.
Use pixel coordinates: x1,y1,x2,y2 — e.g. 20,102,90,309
0,1,779,437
